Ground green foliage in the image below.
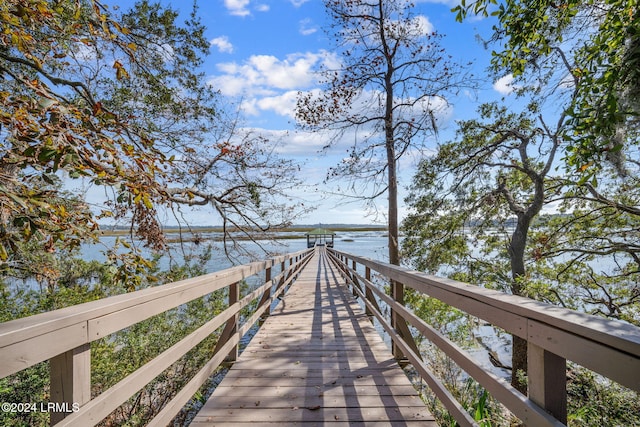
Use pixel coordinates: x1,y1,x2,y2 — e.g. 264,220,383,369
567,366,640,426
418,344,511,426
0,363,49,427
525,194,640,325
403,96,639,421
91,294,224,425
1,0,304,284
470,389,492,427
402,101,559,295
0,243,229,426
452,0,640,175
405,290,470,344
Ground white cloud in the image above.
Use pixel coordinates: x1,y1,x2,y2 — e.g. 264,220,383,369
493,74,518,95
223,0,269,16
299,18,317,36
158,43,174,62
414,0,461,6
224,0,250,16
209,50,339,97
209,51,342,121
210,36,234,53
256,91,300,117
290,0,310,7
71,42,97,61
414,15,434,35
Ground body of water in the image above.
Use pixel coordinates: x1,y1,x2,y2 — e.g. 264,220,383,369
84,230,510,380
83,230,392,273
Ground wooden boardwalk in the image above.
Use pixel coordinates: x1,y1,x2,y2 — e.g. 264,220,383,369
191,248,435,426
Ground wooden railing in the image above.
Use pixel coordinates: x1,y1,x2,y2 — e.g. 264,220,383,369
327,248,640,427
0,248,313,426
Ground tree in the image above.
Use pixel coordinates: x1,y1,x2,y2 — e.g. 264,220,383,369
0,0,303,281
0,243,226,426
453,0,640,176
528,173,640,326
296,0,472,265
450,0,640,322
402,101,563,393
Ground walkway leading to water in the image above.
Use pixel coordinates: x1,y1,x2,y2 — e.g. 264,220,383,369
191,248,435,426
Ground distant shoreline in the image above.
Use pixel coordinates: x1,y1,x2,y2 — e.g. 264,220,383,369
99,225,388,238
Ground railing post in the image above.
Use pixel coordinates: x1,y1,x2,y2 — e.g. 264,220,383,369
228,281,240,362
364,266,374,322
275,260,285,294
351,260,358,297
527,342,567,424
390,280,422,364
390,280,405,361
50,343,91,425
265,266,272,314
213,282,240,364
258,266,272,325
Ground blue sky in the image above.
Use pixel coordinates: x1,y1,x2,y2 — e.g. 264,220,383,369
104,0,517,226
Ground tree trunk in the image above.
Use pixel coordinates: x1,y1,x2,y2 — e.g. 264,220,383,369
383,26,399,267
509,216,530,394
387,150,399,266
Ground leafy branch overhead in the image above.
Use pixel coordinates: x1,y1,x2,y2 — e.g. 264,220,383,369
453,0,640,176
0,0,303,279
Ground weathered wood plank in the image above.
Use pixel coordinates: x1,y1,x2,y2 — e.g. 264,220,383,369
191,422,429,427
337,250,640,358
193,248,435,426
194,406,434,423
208,385,420,398
0,322,87,378
206,394,426,409
0,250,311,348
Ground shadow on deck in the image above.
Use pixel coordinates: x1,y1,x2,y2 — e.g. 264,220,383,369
192,248,434,426
1,246,638,426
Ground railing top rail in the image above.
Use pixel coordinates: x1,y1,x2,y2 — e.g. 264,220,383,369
329,249,640,358
0,248,312,349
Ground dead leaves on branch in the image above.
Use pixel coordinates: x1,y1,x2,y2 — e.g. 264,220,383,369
0,1,192,280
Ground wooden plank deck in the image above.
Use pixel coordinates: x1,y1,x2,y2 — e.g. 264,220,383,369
191,247,436,426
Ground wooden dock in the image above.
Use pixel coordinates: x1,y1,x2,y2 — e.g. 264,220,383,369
191,248,435,426
2,247,637,426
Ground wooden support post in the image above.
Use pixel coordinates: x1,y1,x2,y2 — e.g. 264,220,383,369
274,261,285,294
390,280,405,361
50,344,91,425
528,342,567,424
286,258,294,288
390,280,421,365
351,260,358,297
213,282,240,364
265,266,272,311
258,267,272,325
364,267,374,322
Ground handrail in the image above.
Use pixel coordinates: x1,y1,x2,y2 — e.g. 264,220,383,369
0,248,314,426
327,248,640,427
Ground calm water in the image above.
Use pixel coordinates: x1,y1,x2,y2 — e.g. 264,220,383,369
82,230,392,273
84,230,511,380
